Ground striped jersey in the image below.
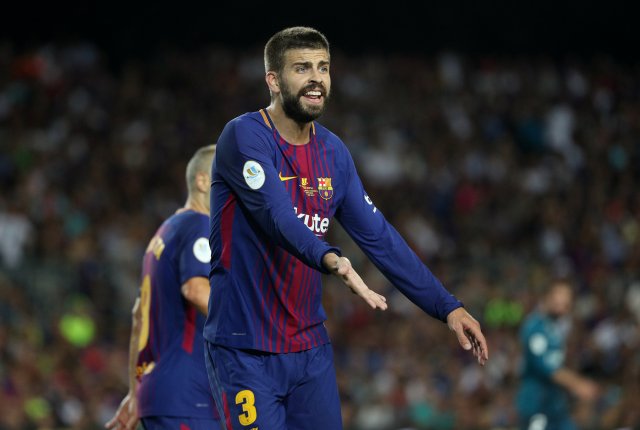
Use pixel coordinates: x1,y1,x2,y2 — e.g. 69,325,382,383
204,109,462,353
136,210,217,419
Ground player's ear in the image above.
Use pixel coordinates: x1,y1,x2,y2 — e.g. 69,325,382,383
196,172,210,193
266,71,280,94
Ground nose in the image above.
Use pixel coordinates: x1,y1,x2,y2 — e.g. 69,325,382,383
309,67,323,84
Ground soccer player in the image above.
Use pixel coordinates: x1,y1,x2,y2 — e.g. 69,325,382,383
205,27,488,430
106,145,220,430
517,279,598,430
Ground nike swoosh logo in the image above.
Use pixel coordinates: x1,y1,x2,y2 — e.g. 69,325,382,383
279,172,297,181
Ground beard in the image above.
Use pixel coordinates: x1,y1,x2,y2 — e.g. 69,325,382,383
280,80,330,124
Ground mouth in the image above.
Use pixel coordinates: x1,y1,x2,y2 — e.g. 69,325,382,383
301,89,324,105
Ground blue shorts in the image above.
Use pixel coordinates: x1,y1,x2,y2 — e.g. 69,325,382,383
140,416,221,430
205,342,342,430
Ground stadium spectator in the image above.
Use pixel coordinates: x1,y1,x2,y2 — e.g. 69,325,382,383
0,43,638,429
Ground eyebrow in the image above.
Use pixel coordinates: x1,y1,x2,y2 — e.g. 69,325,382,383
291,60,330,67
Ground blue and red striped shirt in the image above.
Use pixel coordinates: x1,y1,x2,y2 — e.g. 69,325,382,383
136,210,216,419
204,110,462,353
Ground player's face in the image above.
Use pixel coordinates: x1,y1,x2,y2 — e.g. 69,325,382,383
546,284,573,318
204,173,212,212
278,49,331,123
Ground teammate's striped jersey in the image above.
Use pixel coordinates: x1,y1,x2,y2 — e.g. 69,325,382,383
136,210,217,419
204,109,463,353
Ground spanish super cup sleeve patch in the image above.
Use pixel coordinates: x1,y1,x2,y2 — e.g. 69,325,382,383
193,237,211,263
243,160,266,190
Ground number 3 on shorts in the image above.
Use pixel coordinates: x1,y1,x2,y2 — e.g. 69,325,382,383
235,389,257,426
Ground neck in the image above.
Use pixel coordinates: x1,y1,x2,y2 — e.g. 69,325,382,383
266,103,312,145
181,196,209,216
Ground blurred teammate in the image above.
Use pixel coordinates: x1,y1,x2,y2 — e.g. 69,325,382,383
517,279,598,430
106,145,219,430
204,27,488,430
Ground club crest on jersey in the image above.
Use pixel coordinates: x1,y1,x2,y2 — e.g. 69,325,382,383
317,177,333,200
300,177,317,197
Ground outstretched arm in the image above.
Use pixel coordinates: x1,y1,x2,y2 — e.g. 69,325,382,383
105,298,141,430
335,149,488,363
322,252,387,310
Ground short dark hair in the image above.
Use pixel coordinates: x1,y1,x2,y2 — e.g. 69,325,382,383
264,26,330,74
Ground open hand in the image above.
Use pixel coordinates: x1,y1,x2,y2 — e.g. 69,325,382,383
573,377,599,402
446,307,489,365
105,392,138,430
323,253,387,310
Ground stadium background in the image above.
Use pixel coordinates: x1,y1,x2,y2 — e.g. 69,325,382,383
1,3,638,429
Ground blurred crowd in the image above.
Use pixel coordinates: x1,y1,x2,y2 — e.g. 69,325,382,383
0,41,639,429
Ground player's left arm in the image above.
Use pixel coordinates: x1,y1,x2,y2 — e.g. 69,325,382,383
181,277,210,315
445,307,488,365
105,298,141,430
334,150,488,364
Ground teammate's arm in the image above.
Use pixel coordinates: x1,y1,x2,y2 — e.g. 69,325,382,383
105,298,141,430
181,277,210,315
334,149,488,364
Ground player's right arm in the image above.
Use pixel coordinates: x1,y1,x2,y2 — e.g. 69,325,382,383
322,252,387,310
105,298,141,430
215,117,340,272
552,368,599,401
216,118,386,309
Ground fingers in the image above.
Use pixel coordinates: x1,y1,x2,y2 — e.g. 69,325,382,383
362,289,388,310
349,279,387,310
453,323,473,351
463,324,489,365
105,415,123,430
465,328,488,365
126,416,138,430
105,415,137,430
448,308,489,365
332,257,387,310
